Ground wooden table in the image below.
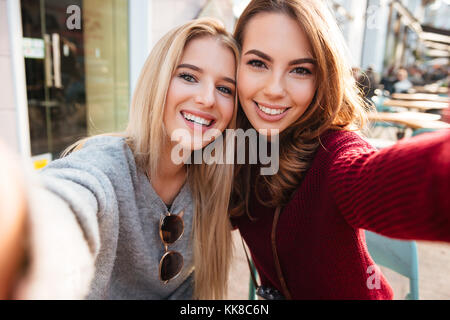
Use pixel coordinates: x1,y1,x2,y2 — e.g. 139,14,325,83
383,99,448,112
391,93,449,103
412,85,448,95
368,112,450,130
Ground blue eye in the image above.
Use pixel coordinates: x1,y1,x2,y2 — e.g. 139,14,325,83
179,73,196,82
247,59,266,69
291,67,312,75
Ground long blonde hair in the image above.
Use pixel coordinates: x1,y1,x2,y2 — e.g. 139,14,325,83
64,18,239,299
231,0,370,216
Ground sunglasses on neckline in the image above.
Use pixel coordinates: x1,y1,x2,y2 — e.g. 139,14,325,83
159,210,184,284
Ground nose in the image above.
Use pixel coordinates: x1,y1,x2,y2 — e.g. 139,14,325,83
263,71,286,99
194,82,215,108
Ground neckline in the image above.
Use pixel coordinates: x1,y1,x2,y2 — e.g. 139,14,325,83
142,168,190,214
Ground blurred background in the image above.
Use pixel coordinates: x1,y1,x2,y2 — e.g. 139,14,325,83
0,0,448,163
0,0,449,299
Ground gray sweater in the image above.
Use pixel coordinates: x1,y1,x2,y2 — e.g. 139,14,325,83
21,136,194,299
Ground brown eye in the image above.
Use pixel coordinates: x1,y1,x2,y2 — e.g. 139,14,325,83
179,73,197,82
247,59,266,69
217,86,232,95
291,67,312,75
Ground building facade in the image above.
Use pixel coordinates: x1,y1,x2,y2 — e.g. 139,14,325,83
1,0,447,166
1,0,234,167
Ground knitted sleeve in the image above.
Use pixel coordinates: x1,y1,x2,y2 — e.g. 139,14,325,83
14,137,126,299
329,129,450,242
15,182,96,299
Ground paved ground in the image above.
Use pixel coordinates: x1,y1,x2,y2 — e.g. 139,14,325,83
226,230,450,300
226,230,250,300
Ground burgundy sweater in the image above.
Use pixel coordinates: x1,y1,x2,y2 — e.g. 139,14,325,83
231,129,450,299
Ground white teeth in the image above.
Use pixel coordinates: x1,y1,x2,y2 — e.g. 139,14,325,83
182,112,212,126
257,103,286,115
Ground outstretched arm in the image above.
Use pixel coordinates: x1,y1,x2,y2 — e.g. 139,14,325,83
0,137,123,299
330,129,450,241
0,142,27,299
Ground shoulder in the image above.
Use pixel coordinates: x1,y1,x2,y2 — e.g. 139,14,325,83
317,129,376,159
303,129,377,178
44,135,137,176
284,129,374,185
289,130,377,201
82,135,131,156
73,135,133,164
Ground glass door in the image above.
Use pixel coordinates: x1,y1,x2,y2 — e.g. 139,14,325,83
21,0,86,158
21,0,129,160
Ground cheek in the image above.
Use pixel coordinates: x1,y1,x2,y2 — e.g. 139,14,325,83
217,98,235,127
289,80,316,107
165,81,186,108
163,87,183,133
164,81,189,119
237,68,256,101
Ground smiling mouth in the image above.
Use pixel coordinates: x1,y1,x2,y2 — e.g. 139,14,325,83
255,102,290,115
181,111,214,127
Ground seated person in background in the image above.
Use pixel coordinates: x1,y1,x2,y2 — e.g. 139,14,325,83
408,64,425,86
380,65,396,94
393,68,413,93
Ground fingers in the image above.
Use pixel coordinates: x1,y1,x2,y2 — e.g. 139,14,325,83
0,141,27,299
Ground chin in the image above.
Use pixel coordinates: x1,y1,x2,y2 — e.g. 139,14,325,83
176,139,204,152
249,120,284,136
191,142,207,151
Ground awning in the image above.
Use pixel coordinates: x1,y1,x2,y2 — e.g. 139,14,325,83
391,1,450,57
421,25,450,45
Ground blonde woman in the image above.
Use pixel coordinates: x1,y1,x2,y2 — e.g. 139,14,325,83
230,0,450,299
0,18,238,300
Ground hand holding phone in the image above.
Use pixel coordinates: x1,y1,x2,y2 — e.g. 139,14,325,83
0,141,27,299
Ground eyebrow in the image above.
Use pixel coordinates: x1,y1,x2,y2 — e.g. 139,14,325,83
177,63,236,86
244,49,316,66
178,63,201,72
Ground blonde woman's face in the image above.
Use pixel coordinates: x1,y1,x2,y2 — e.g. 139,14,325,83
164,36,236,150
237,13,317,135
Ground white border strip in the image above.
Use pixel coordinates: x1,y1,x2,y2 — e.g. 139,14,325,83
7,0,31,157
128,0,152,105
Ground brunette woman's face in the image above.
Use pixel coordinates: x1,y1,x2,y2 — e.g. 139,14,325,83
237,12,317,135
164,36,236,150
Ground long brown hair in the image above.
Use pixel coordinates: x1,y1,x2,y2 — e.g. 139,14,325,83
230,0,369,216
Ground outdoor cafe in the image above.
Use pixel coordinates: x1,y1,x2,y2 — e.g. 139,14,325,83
366,84,449,148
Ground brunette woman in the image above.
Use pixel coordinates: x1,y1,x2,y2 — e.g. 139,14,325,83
230,0,450,299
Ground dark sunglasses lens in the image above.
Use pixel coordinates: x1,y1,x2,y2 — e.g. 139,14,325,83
161,215,183,244
161,251,183,281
